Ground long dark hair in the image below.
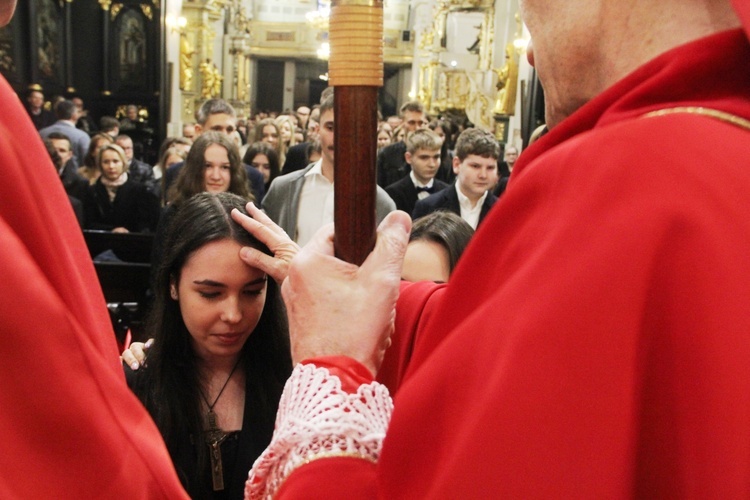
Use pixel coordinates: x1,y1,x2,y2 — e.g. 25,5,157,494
243,141,280,188
144,192,291,491
168,131,251,204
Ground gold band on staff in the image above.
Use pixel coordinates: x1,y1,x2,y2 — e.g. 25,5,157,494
329,0,384,87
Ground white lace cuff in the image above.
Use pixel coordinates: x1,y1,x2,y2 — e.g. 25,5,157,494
245,363,393,499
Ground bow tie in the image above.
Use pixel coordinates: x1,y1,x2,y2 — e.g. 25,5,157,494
415,186,434,194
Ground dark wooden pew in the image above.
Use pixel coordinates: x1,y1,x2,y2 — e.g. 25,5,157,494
83,231,155,344
83,230,154,263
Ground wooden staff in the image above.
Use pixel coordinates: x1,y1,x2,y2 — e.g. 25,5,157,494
330,0,384,265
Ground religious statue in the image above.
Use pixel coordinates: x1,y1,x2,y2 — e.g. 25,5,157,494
179,36,195,91
493,43,519,115
200,59,223,98
211,64,223,97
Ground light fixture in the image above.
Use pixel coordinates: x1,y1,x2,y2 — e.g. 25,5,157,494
317,42,330,60
450,60,457,67
166,14,187,34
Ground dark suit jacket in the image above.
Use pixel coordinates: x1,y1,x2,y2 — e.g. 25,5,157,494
377,141,409,188
412,184,497,227
60,160,89,201
164,161,265,203
385,176,449,216
281,142,309,175
83,178,160,233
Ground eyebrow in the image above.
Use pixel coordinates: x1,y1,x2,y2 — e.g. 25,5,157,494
193,277,267,287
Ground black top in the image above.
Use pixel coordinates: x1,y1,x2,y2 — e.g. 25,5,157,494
83,178,160,233
125,364,276,499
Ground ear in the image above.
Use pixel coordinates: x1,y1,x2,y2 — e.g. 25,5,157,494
169,280,178,300
452,155,461,175
194,124,203,135
405,151,413,166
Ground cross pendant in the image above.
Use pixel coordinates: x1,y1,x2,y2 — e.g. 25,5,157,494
205,410,228,491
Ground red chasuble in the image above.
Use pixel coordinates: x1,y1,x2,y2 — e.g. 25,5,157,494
0,74,187,497
279,28,750,498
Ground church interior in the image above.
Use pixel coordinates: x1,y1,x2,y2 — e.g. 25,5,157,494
2,0,543,161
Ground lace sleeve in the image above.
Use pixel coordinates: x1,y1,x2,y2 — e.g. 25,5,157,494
245,363,393,499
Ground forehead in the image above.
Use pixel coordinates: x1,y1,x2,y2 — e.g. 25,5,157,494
403,110,424,120
116,137,133,146
461,154,497,166
50,138,70,148
182,239,265,281
414,147,441,156
319,109,334,125
204,113,235,128
101,149,122,159
205,143,229,158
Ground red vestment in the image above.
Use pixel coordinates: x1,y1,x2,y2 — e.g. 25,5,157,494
278,27,750,498
0,74,187,497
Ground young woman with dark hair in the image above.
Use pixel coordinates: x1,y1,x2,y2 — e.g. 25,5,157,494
167,131,251,205
243,141,280,192
126,192,292,499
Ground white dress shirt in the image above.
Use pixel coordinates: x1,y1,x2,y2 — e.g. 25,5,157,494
456,183,487,230
296,160,334,246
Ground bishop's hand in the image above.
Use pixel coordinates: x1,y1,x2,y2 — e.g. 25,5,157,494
282,211,411,376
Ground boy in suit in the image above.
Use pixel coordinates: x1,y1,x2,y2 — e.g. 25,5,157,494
385,129,449,216
412,128,499,229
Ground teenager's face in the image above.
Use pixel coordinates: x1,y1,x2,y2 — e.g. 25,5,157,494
261,125,279,147
453,154,498,202
173,239,267,363
407,147,441,185
250,153,271,184
402,110,426,132
203,143,231,193
199,113,236,136
279,121,292,143
377,131,391,149
100,149,124,180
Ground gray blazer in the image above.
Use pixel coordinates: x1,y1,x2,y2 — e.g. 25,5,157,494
262,162,396,241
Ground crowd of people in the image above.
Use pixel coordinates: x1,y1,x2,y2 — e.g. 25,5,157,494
29,83,514,283
6,0,750,496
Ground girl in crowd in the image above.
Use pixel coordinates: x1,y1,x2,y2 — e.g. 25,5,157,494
167,131,251,205
274,115,298,151
78,132,113,185
154,145,187,204
402,210,474,283
392,124,406,143
153,132,252,271
377,123,393,152
83,143,159,233
126,191,291,498
243,142,280,192
253,118,285,167
428,119,457,183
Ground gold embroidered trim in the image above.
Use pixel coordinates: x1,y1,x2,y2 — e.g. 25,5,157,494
642,106,750,131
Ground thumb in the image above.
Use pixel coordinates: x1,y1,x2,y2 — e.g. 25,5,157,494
360,210,412,279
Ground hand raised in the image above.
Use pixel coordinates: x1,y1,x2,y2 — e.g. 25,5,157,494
231,202,301,284
282,211,412,376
